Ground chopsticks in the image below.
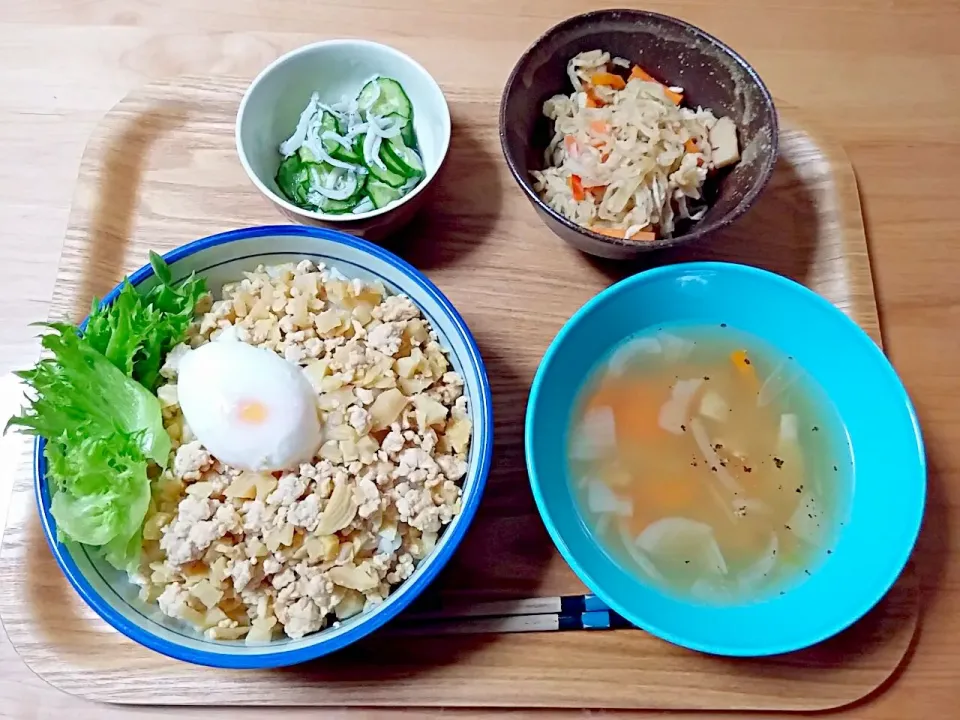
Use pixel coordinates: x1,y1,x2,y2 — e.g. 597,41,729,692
387,594,633,636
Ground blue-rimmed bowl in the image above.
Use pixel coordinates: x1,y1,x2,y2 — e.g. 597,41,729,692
526,261,925,656
35,225,493,668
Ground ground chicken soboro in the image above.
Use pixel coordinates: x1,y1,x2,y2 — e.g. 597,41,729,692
135,260,472,642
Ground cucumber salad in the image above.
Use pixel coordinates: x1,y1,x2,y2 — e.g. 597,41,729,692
275,77,425,215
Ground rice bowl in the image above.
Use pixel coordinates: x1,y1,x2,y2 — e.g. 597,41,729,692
31,225,493,668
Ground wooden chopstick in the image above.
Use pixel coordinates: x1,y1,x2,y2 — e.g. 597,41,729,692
402,593,611,621
387,609,629,637
388,594,629,636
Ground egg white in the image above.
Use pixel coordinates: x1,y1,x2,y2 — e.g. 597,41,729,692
177,340,322,471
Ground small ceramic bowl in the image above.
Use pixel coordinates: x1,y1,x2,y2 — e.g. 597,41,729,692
500,10,778,259
35,225,493,668
526,262,925,656
236,40,451,241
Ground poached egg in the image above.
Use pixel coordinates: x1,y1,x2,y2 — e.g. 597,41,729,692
177,339,322,471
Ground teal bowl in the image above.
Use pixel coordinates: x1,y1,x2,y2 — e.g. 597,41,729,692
525,262,925,656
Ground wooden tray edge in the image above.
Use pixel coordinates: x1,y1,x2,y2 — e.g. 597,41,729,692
0,76,918,712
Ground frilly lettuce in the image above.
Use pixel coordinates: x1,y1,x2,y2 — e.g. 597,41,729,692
9,253,206,571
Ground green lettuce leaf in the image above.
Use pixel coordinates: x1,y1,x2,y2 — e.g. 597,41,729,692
8,253,206,571
85,251,207,392
10,323,170,464
45,431,150,560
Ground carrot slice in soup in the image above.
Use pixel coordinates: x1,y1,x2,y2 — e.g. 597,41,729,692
730,349,761,391
587,379,665,443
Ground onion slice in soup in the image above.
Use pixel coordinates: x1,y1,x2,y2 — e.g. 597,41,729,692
636,517,728,576
758,358,803,408
570,405,616,460
607,336,662,376
690,418,743,495
658,378,703,435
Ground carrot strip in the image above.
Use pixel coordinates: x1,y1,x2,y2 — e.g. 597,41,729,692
629,65,683,104
592,226,626,238
591,72,626,90
630,66,657,83
585,86,605,108
563,135,579,157
592,227,658,241
569,174,586,202
731,349,761,390
684,138,699,153
664,87,684,104
590,120,612,134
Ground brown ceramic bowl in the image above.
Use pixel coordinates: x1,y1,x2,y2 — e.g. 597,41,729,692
499,9,778,259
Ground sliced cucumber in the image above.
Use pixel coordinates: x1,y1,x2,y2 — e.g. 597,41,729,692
366,179,404,209
330,140,361,164
276,155,311,206
320,111,340,155
367,156,407,188
385,113,417,148
379,142,408,177
401,120,416,148
383,138,425,178
298,146,318,163
306,161,339,190
357,78,413,119
318,196,360,214
306,163,367,212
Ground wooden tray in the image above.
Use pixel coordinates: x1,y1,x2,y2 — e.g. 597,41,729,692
0,76,918,712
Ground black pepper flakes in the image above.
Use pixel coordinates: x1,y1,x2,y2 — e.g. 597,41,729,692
690,461,698,467
812,426,819,432
804,569,811,576
773,457,785,469
743,356,752,365
784,524,792,530
833,465,838,472
703,375,711,381
710,466,718,472
713,443,723,451
680,424,686,432
684,560,691,564
744,466,753,473
826,550,833,555
720,460,727,467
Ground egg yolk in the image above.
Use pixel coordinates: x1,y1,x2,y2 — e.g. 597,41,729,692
237,400,269,425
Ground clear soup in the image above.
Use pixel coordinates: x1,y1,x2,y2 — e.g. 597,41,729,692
568,323,852,603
